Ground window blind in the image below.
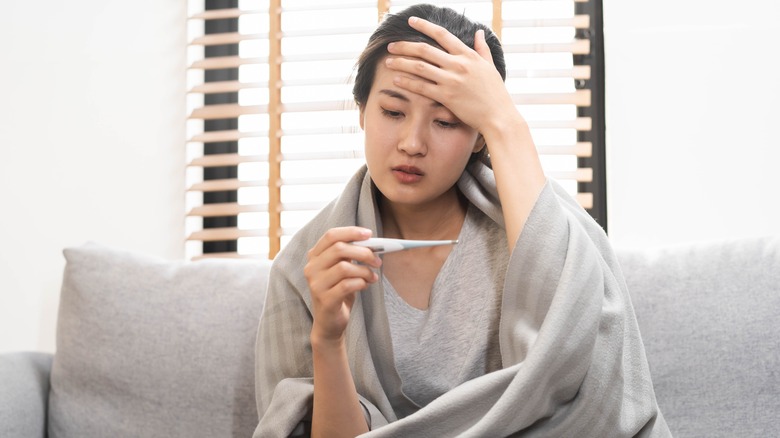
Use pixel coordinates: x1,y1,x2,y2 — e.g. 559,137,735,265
186,0,604,260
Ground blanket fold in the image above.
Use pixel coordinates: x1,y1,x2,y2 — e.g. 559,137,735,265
253,162,669,437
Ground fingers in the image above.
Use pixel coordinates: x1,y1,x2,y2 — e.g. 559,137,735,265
308,227,374,264
474,29,494,64
388,17,491,62
383,17,511,135
306,227,381,343
407,16,467,55
388,71,441,104
305,227,382,299
384,18,498,105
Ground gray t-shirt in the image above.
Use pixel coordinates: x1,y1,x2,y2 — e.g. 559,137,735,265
383,204,509,407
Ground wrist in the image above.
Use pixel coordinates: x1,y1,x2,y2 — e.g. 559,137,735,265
310,330,347,354
482,108,529,145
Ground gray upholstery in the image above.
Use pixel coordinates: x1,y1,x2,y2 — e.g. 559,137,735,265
50,242,270,438
0,237,777,437
0,352,52,438
618,236,780,437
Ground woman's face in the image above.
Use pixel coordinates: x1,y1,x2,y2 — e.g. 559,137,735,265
360,58,483,209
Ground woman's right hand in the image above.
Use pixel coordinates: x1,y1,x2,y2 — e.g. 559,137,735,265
304,227,382,348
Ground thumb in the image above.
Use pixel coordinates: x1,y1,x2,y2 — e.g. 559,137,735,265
475,29,493,63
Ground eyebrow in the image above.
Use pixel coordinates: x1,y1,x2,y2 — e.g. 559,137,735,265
379,89,443,108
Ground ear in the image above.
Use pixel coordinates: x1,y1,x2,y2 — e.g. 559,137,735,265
472,134,486,153
359,104,366,130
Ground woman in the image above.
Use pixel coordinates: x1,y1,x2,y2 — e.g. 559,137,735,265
253,4,669,437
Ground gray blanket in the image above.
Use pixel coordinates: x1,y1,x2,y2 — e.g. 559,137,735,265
253,162,670,437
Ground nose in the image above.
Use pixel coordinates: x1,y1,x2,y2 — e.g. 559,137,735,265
398,119,427,156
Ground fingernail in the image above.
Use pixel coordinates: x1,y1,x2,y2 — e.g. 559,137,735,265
387,42,395,50
374,256,382,266
409,16,418,24
385,57,392,66
360,228,372,237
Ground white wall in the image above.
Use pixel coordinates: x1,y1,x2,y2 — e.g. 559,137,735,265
0,1,186,352
603,0,780,248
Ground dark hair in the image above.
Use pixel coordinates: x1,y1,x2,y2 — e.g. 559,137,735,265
352,4,505,163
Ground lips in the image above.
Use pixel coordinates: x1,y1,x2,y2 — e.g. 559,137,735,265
391,165,424,183
392,165,424,176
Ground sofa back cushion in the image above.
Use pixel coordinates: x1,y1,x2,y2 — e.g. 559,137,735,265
50,242,270,438
618,236,780,437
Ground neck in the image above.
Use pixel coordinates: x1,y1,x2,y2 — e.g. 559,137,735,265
379,188,468,241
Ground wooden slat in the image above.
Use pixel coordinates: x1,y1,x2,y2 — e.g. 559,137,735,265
190,8,241,20
577,193,593,210
282,149,364,160
548,168,593,182
281,126,362,136
187,227,267,242
512,90,591,106
188,81,264,94
187,203,268,217
188,56,267,70
187,179,267,192
188,130,267,143
282,1,384,12
492,0,502,41
280,118,593,138
282,100,359,113
255,91,592,114
507,66,590,80
282,26,374,38
378,0,389,22
529,117,592,131
190,32,266,46
282,176,352,185
282,51,362,63
194,92,588,116
282,201,331,211
188,201,331,216
186,143,591,172
538,142,592,157
189,8,267,20
268,0,283,258
503,15,589,29
390,0,484,6
188,103,268,120
186,186,593,222
188,153,267,167
282,76,354,87
503,39,590,55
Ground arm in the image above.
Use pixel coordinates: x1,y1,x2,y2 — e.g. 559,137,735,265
310,338,366,438
385,17,547,251
304,227,381,438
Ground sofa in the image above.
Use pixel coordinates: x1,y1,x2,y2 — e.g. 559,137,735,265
1,237,778,437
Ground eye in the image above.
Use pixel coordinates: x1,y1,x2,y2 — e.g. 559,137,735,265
435,119,460,129
381,108,403,119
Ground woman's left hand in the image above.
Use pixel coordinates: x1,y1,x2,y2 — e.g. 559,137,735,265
384,16,520,136
387,16,546,253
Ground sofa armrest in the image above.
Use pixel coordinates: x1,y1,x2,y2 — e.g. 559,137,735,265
0,352,53,438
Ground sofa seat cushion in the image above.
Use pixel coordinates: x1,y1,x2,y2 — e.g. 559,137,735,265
619,236,780,437
50,242,270,438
